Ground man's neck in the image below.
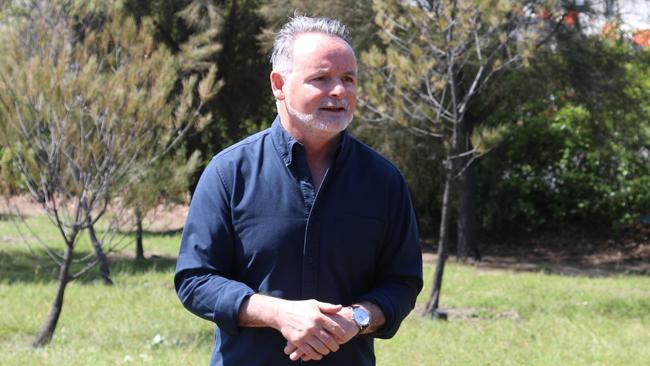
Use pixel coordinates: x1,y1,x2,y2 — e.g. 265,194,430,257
279,116,341,192
305,139,338,193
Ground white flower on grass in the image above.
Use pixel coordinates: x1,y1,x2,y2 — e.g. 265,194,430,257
139,353,153,362
151,334,166,347
123,355,133,363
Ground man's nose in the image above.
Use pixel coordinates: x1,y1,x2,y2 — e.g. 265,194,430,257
329,80,346,99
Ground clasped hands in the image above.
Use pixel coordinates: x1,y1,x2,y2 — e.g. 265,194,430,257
276,300,359,362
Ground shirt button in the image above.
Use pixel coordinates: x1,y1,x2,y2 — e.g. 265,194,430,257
307,256,314,264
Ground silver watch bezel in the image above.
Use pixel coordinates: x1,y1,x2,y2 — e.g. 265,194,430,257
351,305,370,331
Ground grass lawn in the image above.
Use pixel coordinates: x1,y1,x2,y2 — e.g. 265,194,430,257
1,215,649,365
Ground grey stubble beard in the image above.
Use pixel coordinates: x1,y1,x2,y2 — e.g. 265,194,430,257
284,97,353,133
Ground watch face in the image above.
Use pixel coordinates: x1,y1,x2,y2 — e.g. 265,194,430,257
353,307,370,327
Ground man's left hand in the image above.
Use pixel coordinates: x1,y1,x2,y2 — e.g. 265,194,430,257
284,306,358,362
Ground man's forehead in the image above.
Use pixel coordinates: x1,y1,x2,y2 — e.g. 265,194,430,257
291,32,357,70
293,32,354,54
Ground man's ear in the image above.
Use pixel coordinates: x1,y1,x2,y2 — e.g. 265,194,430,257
270,71,286,101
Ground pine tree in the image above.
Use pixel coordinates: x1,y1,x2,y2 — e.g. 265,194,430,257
0,0,217,346
361,0,559,317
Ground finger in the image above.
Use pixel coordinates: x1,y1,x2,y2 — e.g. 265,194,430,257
290,349,306,361
320,316,347,341
318,328,340,352
290,349,307,361
307,335,330,356
294,343,321,361
284,341,298,355
317,301,343,314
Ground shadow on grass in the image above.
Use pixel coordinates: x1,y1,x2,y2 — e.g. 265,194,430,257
0,213,24,221
108,254,177,277
113,228,183,237
0,249,177,285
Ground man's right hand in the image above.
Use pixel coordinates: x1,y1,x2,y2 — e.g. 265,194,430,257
275,299,348,361
284,305,360,362
239,295,347,361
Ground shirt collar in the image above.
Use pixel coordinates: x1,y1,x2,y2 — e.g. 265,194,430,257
333,128,349,171
270,115,351,169
270,116,299,166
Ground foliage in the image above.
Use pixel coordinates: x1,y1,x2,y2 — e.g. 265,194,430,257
359,0,557,230
213,0,275,145
119,147,200,259
0,147,23,195
0,0,217,345
361,0,549,131
360,0,560,312
479,35,650,232
257,0,380,54
116,0,224,252
0,0,212,243
123,0,275,186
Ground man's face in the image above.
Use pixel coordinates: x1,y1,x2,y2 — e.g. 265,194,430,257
280,32,357,134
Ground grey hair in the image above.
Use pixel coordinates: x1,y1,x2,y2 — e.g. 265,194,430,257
271,15,351,75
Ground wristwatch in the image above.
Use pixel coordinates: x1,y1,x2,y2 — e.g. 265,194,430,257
351,305,370,333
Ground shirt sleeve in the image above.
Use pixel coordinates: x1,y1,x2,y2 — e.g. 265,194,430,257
358,172,423,339
174,157,255,336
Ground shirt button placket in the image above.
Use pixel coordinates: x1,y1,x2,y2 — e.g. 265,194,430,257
295,148,318,299
302,227,318,299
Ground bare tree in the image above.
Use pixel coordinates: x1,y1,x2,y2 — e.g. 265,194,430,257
0,0,216,346
361,0,559,317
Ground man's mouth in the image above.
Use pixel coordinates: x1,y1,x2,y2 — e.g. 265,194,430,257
319,106,347,112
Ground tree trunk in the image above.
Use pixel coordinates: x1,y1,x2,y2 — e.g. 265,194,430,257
88,223,113,285
457,158,480,260
424,171,452,317
33,244,73,347
135,208,144,260
424,0,458,319
457,114,480,260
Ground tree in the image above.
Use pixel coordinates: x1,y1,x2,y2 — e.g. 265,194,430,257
122,149,200,259
123,0,275,193
119,0,224,258
0,0,216,346
257,0,380,54
479,21,650,233
361,0,556,317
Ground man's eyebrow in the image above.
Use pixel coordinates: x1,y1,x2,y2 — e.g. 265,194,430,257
309,68,357,76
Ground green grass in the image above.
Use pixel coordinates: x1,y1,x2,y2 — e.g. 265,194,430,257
1,215,649,365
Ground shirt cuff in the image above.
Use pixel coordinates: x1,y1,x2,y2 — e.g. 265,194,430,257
358,291,398,339
213,282,256,336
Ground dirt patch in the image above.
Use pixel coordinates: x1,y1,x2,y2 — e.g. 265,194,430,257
0,195,44,217
422,226,650,277
0,195,189,233
133,203,188,232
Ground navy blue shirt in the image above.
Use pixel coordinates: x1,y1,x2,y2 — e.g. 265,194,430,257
175,117,423,366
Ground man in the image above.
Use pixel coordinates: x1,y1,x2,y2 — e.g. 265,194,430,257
175,16,422,365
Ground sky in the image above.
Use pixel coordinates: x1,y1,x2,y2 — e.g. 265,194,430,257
583,0,650,33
